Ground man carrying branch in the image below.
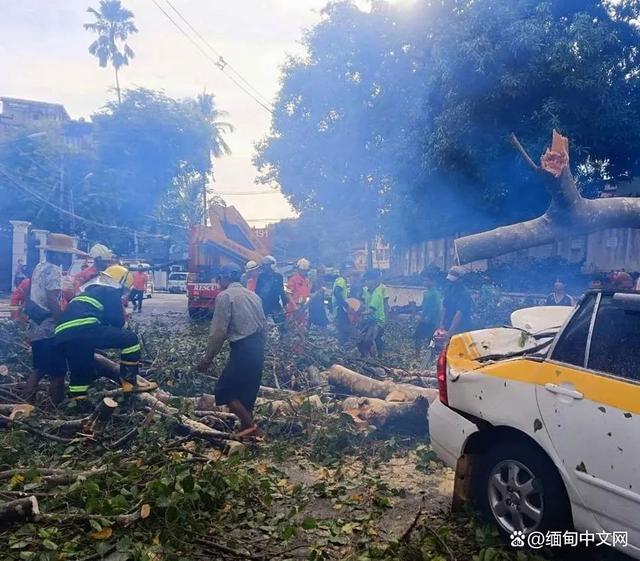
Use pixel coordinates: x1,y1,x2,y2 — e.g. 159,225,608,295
197,263,267,438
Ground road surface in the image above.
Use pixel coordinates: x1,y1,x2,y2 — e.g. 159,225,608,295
130,292,189,325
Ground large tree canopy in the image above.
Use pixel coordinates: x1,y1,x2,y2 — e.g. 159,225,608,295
256,0,640,246
0,88,231,255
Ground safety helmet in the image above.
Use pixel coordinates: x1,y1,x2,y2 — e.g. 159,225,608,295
104,265,134,289
296,258,311,271
261,255,277,268
80,266,133,292
245,260,259,273
89,243,113,261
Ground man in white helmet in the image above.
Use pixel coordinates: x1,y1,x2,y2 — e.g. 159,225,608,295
243,260,260,292
53,265,156,402
286,258,311,327
73,243,114,293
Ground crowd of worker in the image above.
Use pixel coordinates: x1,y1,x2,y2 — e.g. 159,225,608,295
12,236,640,439
12,234,154,405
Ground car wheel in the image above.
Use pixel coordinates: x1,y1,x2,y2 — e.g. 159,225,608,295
472,439,571,537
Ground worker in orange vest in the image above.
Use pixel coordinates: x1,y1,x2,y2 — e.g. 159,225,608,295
286,258,311,326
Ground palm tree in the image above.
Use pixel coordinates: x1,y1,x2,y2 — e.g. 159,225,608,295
192,92,234,225
84,0,138,104
195,92,234,158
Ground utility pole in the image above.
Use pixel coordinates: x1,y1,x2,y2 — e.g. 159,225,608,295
69,164,76,234
202,177,209,227
59,153,65,232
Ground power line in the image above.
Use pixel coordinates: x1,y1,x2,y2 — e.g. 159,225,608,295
0,165,167,239
245,217,290,223
149,0,274,114
215,190,281,196
164,0,273,108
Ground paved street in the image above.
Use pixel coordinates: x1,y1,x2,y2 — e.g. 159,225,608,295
130,292,189,325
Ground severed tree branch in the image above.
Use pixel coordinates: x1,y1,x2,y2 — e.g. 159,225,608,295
455,130,640,264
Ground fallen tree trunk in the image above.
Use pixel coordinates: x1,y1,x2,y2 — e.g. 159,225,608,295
0,496,39,527
454,131,640,264
328,365,438,403
342,396,428,435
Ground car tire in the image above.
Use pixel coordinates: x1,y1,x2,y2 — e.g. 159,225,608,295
472,438,572,539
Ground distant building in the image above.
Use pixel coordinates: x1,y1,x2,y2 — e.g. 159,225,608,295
0,97,70,135
0,96,91,149
352,237,391,272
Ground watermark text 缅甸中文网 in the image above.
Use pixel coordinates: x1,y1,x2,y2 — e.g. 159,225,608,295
510,530,628,549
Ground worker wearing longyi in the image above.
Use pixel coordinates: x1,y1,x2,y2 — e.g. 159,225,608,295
53,265,157,400
197,263,267,437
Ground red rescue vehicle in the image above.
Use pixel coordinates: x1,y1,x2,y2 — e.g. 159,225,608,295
187,205,267,318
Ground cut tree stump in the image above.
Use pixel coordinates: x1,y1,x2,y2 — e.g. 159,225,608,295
0,496,39,526
342,396,428,435
86,397,118,434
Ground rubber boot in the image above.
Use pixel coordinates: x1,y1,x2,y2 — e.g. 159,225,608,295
119,362,157,393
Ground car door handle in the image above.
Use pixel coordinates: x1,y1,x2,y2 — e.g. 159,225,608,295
544,383,583,400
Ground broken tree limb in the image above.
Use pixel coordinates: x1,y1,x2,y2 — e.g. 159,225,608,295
328,365,438,403
134,392,245,454
0,467,107,486
0,414,74,443
342,396,428,435
454,130,640,264
0,496,39,526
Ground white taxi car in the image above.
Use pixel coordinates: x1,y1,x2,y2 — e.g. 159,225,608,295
429,290,640,558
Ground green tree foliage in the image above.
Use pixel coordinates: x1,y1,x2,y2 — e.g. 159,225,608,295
257,0,640,244
0,88,231,254
84,0,138,104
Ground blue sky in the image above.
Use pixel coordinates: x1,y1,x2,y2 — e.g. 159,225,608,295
0,0,336,225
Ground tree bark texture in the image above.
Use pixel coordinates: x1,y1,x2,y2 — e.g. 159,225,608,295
0,496,39,527
454,131,640,264
328,365,438,403
341,396,428,435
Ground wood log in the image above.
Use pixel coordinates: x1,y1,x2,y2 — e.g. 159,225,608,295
328,365,438,403
329,365,396,399
0,496,39,527
342,396,428,435
454,131,640,263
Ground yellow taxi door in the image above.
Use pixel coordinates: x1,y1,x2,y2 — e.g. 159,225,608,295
536,292,640,548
